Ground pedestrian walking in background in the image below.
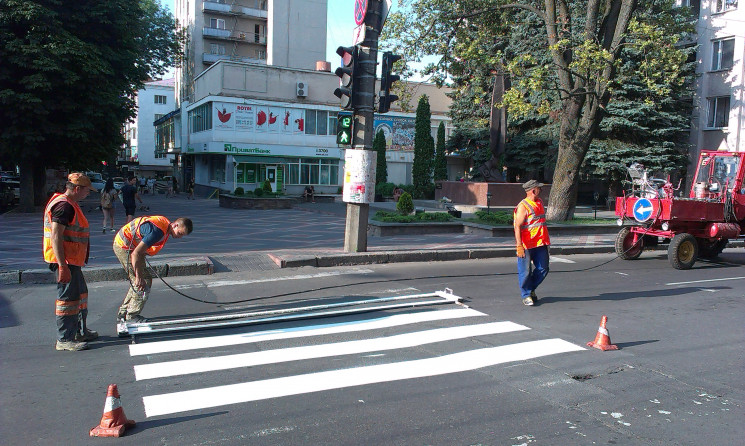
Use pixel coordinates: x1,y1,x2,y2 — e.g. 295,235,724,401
139,176,147,194
43,172,98,351
100,178,118,233
120,176,143,223
513,180,551,306
187,177,195,200
172,176,179,196
113,216,193,323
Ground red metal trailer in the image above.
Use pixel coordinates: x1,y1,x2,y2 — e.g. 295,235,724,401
614,151,745,269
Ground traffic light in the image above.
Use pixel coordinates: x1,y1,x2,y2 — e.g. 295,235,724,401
336,112,353,145
333,45,357,110
378,51,402,114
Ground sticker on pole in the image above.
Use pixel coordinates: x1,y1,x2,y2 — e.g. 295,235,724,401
343,150,376,204
632,198,654,222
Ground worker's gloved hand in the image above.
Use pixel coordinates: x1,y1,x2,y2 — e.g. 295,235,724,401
57,264,71,283
516,245,525,258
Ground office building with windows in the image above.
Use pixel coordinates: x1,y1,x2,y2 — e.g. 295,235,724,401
688,0,744,162
158,60,452,196
121,79,176,176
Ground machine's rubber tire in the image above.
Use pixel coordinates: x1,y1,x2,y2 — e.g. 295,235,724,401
698,238,728,259
669,233,698,269
615,227,643,260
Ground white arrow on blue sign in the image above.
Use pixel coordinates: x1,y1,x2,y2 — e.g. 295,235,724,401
632,198,654,222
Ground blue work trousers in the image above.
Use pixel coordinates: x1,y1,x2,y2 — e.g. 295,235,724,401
517,245,549,299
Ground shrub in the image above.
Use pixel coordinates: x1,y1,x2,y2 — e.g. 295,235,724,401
234,187,244,196
372,210,452,223
396,192,414,215
262,180,272,193
254,187,264,197
375,182,395,197
475,210,513,225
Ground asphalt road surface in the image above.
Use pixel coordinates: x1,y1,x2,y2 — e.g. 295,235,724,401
1,250,743,445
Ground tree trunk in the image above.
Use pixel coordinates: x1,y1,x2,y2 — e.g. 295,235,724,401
18,157,35,213
546,99,599,221
33,162,47,206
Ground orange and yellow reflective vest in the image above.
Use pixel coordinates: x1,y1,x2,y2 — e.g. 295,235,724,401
514,198,550,249
114,216,171,256
43,193,90,266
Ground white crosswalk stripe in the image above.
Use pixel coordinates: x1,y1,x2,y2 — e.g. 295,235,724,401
129,307,585,417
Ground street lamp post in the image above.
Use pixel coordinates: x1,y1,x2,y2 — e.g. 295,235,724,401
486,191,492,214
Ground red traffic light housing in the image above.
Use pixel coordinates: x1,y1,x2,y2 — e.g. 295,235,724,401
334,45,357,110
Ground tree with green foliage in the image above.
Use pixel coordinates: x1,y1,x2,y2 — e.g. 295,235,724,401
433,121,447,181
412,95,432,196
374,129,388,184
384,0,691,220
396,192,414,215
0,0,183,211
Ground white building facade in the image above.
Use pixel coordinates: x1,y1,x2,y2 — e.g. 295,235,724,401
122,79,176,176
688,0,744,162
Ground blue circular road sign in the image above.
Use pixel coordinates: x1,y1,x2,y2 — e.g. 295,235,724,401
632,198,654,222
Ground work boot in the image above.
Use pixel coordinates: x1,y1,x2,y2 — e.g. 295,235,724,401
75,329,99,342
55,340,89,351
522,296,534,306
530,290,538,302
126,314,148,324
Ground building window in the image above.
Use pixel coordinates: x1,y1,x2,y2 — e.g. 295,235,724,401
210,18,226,29
154,95,167,104
154,114,165,121
285,159,338,185
711,39,734,71
209,155,226,183
716,0,737,11
132,128,136,140
189,102,212,133
257,49,266,60
707,96,730,128
304,110,331,135
210,43,226,55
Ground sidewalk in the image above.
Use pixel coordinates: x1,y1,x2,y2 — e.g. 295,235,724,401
1,192,626,284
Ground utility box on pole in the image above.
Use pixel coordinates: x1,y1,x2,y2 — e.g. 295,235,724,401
340,0,387,252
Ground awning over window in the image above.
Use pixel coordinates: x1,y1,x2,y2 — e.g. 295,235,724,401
233,155,288,164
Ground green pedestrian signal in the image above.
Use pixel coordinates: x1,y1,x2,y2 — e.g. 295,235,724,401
336,112,353,145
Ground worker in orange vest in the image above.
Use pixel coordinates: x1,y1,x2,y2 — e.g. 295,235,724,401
513,180,551,306
43,172,98,351
113,215,193,323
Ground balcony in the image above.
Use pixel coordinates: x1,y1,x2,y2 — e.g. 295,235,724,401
203,27,267,44
202,1,268,20
202,53,267,65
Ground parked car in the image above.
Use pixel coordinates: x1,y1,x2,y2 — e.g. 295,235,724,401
112,177,126,190
85,172,106,192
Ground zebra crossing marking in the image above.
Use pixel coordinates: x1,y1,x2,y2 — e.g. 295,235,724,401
142,338,584,417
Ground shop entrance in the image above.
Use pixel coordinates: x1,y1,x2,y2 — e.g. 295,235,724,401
266,166,277,192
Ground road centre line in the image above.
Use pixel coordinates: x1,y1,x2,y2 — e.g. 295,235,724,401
549,256,575,264
129,308,487,356
174,268,374,290
666,276,745,286
134,321,531,380
142,338,584,417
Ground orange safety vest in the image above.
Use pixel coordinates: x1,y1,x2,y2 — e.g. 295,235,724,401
514,198,550,249
114,216,171,256
43,193,89,266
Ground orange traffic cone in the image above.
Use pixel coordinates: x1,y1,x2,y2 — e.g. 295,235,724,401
89,384,136,437
587,315,618,351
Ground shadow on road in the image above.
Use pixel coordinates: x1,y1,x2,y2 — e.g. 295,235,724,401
537,286,730,305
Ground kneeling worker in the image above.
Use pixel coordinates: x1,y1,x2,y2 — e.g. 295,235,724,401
113,216,193,323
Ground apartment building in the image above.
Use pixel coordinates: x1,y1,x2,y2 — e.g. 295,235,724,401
121,79,176,176
688,0,744,163
174,0,327,106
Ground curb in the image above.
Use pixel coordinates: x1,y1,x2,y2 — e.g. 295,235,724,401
3,256,214,285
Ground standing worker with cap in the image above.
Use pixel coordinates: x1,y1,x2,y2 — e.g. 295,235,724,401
113,215,193,323
514,179,551,306
43,172,98,351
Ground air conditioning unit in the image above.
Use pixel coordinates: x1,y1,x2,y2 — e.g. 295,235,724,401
296,81,307,97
